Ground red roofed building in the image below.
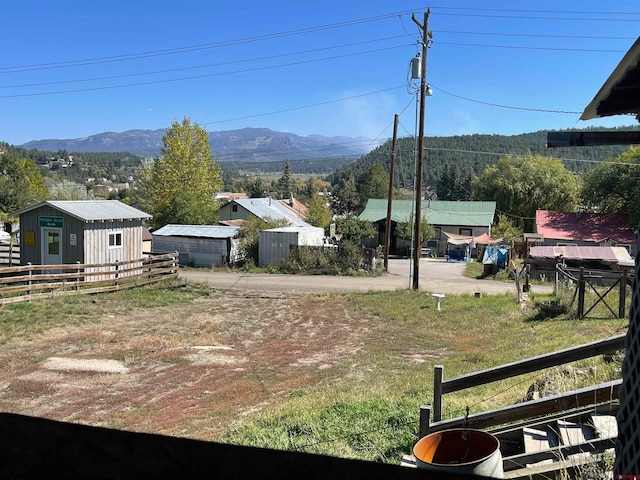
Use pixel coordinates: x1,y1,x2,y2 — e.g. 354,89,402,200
535,210,636,254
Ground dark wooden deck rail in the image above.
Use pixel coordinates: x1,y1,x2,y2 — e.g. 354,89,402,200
420,334,626,437
0,252,179,305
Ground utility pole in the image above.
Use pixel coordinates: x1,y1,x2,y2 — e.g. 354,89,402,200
384,114,399,272
411,9,431,291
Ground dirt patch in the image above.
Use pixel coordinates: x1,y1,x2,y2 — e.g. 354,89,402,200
0,290,402,440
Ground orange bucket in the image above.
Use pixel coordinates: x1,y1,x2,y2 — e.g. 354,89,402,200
413,428,503,478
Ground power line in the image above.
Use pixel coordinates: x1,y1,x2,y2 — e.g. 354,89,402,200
0,10,423,73
430,84,582,115
432,29,636,41
203,86,406,127
3,6,636,74
0,46,411,99
1,36,411,89
433,40,626,54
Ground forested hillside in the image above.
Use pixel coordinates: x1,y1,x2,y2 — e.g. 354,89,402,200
330,127,639,189
4,125,638,187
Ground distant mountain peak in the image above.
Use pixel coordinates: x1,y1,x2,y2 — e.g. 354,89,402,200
20,127,370,162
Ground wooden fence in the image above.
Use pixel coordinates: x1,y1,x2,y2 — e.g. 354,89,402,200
0,242,20,267
0,252,179,306
556,264,634,319
421,333,626,437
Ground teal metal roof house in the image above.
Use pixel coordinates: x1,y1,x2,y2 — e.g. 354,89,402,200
358,199,496,255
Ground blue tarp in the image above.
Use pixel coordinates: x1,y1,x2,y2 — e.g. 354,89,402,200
448,248,467,261
482,247,508,268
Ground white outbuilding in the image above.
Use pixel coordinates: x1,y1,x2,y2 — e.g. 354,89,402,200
258,226,325,267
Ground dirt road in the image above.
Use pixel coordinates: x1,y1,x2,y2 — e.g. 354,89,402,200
180,258,552,296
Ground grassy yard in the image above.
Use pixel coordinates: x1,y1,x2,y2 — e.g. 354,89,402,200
0,278,626,465
221,288,625,462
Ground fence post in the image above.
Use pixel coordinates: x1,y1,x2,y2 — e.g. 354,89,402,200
9,243,14,267
419,404,431,439
27,262,32,302
619,270,627,319
577,267,585,318
433,365,443,422
75,261,81,291
114,260,119,286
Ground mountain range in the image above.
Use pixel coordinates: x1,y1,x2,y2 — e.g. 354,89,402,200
20,127,372,164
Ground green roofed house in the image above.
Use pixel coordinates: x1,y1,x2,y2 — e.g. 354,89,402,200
358,199,496,256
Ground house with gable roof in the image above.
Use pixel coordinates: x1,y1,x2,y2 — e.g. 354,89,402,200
217,196,310,227
358,198,496,256
535,209,636,255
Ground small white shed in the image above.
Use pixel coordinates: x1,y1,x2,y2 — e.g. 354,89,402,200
152,224,241,267
259,226,325,267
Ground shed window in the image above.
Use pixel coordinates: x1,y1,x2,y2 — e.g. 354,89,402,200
108,232,123,248
459,228,472,236
232,204,238,213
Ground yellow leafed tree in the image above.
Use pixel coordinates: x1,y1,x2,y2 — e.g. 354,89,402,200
138,117,222,228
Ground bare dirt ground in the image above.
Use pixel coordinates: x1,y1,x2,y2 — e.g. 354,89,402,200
0,261,539,442
0,290,388,441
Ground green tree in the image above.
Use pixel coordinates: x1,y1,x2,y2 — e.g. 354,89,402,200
436,164,461,200
491,213,523,243
356,163,390,206
335,214,375,243
306,194,332,229
331,169,359,215
582,146,640,227
472,155,580,231
0,155,48,232
246,177,266,198
277,161,292,199
137,117,222,228
395,215,435,244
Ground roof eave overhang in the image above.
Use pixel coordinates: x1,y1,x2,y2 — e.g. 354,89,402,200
581,37,640,120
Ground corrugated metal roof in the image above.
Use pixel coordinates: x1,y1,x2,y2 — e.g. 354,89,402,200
535,210,636,244
529,245,632,263
234,198,311,227
13,200,151,222
358,199,496,226
152,224,241,239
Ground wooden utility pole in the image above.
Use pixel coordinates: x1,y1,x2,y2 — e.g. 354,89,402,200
384,114,399,272
411,9,430,290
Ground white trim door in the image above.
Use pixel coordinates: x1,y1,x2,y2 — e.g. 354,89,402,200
42,228,62,265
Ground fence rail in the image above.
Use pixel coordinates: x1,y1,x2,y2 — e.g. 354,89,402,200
0,242,19,267
0,252,179,305
421,334,626,437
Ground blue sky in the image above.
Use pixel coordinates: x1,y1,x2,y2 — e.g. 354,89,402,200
2,1,639,147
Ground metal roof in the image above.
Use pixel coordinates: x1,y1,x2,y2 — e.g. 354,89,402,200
152,224,241,239
529,245,632,265
13,200,151,222
535,210,635,244
358,199,496,227
233,198,311,227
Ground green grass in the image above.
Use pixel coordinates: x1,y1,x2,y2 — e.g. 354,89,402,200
222,289,623,463
0,277,624,465
0,278,211,344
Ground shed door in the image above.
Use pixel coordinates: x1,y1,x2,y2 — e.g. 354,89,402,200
42,228,62,265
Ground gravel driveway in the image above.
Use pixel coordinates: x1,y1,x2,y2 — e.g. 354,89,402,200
179,258,553,296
